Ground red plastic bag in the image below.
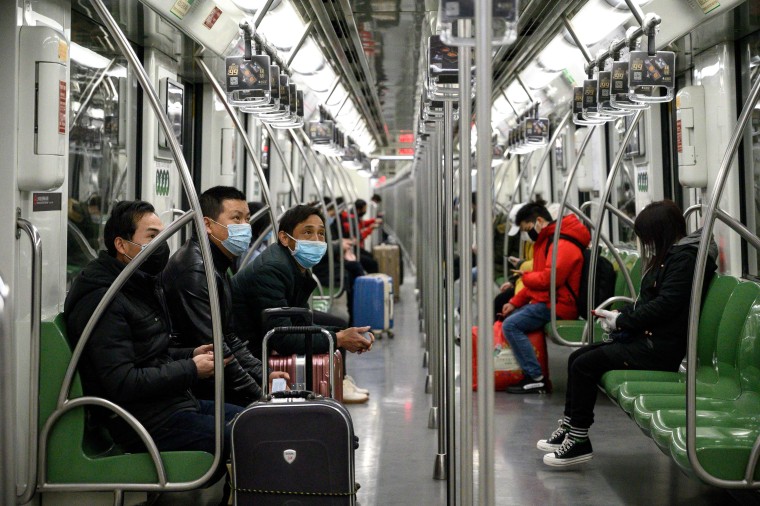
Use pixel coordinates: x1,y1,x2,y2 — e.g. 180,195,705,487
472,321,549,391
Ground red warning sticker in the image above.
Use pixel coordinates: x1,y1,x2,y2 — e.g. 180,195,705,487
676,119,682,153
59,80,66,135
203,7,222,29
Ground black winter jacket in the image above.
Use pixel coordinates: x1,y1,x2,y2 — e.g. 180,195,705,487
64,252,198,446
231,242,337,360
615,231,718,368
161,237,264,404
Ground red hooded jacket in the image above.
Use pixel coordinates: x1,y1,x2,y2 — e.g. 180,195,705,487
509,214,591,320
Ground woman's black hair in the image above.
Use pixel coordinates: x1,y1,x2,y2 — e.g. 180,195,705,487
278,204,325,235
633,199,686,273
103,200,155,257
514,197,552,225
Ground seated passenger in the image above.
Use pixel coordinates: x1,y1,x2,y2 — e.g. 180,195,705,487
162,186,288,407
313,197,366,325
64,201,243,472
501,199,591,394
339,198,379,274
231,204,375,403
538,200,717,467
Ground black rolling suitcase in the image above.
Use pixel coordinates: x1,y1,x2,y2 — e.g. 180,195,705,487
231,309,358,505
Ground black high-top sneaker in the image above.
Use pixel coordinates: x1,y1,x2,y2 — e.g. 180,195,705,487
543,437,593,467
537,420,569,451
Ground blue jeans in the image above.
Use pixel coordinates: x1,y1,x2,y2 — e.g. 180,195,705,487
502,303,550,379
151,400,244,461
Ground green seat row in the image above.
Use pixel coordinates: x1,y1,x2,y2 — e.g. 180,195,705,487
599,275,760,482
39,314,213,487
545,256,641,345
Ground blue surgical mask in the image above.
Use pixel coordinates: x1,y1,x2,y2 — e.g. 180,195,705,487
210,219,252,257
286,233,327,268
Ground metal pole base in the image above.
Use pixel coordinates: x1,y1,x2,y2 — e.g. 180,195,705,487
420,332,427,349
422,350,428,368
425,374,433,393
428,406,439,429
433,453,447,480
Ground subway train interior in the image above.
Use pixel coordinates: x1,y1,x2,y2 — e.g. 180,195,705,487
5,0,760,504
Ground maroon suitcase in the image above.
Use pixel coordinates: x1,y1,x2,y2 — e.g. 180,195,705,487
268,351,344,402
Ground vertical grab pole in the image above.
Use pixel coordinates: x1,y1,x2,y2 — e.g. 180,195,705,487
475,0,495,503
428,126,441,428
586,109,644,341
0,274,11,506
457,18,474,506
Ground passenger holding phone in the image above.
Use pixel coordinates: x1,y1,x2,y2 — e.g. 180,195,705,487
538,200,718,467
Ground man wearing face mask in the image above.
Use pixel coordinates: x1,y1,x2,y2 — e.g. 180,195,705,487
501,199,591,394
162,187,288,407
231,204,375,384
64,201,244,489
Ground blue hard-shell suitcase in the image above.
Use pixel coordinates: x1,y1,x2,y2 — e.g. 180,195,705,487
353,273,393,332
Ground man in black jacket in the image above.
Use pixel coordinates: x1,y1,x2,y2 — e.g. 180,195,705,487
231,204,373,372
64,200,243,459
162,186,288,406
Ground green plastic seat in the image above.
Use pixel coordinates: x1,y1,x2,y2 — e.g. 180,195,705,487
625,279,757,428
603,275,737,408
41,315,214,485
670,425,760,481
544,320,585,344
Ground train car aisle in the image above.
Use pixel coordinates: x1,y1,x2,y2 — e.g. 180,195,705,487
343,274,447,506
339,273,750,505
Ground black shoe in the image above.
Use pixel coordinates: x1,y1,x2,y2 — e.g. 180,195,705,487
543,437,593,467
506,376,546,394
537,420,568,451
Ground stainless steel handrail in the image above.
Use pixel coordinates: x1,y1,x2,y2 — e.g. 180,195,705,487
501,111,572,279
288,130,337,302
80,6,225,489
545,125,598,346
66,221,98,262
0,273,12,506
16,219,41,505
316,153,346,298
261,123,300,204
195,57,278,236
686,69,760,488
586,109,645,341
605,202,635,230
475,0,495,501
684,203,703,233
39,397,168,491
457,19,474,505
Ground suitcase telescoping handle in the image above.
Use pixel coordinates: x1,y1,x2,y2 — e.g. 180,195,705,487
261,325,335,396
262,306,314,323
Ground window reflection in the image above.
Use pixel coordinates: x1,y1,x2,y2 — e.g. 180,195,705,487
67,12,133,284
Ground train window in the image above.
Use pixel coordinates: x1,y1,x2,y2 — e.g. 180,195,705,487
67,12,137,284
739,32,760,277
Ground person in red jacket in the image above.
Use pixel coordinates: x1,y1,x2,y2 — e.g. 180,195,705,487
501,199,591,394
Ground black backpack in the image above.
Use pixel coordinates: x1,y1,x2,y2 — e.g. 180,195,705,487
545,235,617,319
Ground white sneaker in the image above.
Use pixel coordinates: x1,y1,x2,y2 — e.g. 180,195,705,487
344,376,369,396
343,380,369,404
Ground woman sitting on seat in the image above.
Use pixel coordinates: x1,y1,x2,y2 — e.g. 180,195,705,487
538,200,718,467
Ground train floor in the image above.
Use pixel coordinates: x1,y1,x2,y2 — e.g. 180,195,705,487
334,272,758,506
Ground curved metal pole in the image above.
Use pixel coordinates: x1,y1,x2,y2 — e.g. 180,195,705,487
457,19,474,505
297,130,345,298
319,156,346,296
586,109,645,341
475,0,495,501
85,5,224,490
261,123,300,204
287,130,337,300
16,219,41,505
686,70,760,488
565,203,636,300
39,397,168,490
546,125,599,346
605,202,635,230
195,57,278,235
525,110,572,198
684,203,703,232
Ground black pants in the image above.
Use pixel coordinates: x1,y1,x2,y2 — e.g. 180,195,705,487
564,340,675,429
359,248,378,274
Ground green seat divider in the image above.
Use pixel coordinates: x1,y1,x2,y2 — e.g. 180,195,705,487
544,320,585,345
41,315,214,484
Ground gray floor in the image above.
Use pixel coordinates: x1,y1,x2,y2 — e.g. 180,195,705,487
336,275,749,506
